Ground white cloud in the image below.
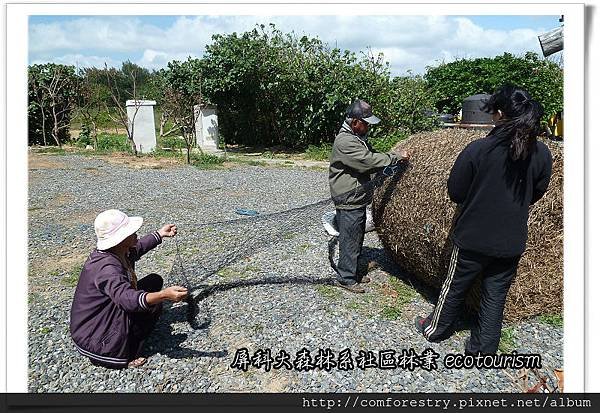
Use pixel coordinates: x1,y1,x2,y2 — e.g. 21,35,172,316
30,17,169,53
447,17,540,55
29,15,551,75
30,54,121,70
137,49,199,70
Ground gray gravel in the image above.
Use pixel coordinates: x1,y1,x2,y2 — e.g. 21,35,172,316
28,152,563,393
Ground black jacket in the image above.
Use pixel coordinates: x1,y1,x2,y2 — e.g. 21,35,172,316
448,131,553,257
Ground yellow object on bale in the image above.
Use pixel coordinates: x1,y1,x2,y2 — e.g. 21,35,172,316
372,128,563,322
550,112,564,138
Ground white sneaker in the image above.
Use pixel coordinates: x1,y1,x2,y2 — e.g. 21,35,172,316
321,211,339,237
365,205,375,233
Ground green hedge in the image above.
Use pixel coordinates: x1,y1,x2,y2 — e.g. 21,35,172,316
34,28,564,152
424,52,563,119
201,24,438,148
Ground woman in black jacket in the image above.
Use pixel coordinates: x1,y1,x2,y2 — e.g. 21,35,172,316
415,85,553,354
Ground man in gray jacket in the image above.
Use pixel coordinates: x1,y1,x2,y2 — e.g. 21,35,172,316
329,99,409,293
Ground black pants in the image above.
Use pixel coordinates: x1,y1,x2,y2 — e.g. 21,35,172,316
336,206,366,285
129,273,164,360
422,245,520,354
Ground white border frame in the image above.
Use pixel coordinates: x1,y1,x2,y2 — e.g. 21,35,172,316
2,1,586,393
584,1,599,394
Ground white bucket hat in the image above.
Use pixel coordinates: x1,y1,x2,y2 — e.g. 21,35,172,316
94,209,143,250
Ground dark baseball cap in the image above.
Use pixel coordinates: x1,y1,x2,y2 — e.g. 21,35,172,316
346,99,381,124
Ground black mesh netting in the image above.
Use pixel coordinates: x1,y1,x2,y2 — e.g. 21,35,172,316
166,163,408,328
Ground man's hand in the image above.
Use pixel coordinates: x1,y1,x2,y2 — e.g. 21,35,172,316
162,286,188,302
158,224,177,238
395,149,410,161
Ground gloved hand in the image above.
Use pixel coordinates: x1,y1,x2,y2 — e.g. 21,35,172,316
394,148,411,161
382,164,401,177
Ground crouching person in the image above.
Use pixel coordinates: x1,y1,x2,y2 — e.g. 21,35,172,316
70,209,188,369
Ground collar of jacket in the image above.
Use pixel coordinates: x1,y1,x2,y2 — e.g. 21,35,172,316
339,122,368,143
96,248,134,266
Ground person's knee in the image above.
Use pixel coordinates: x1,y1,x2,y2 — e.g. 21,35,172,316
145,273,163,292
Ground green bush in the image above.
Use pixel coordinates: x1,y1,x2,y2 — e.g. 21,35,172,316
96,133,131,152
28,63,78,146
304,143,332,161
384,75,440,134
94,109,123,129
424,52,563,120
75,124,92,148
201,24,437,148
60,25,440,152
191,152,225,168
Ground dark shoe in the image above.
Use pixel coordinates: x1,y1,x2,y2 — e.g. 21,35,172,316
415,316,428,335
336,281,366,294
357,261,368,278
359,275,371,284
464,337,478,356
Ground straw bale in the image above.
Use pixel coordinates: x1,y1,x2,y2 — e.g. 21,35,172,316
372,128,563,322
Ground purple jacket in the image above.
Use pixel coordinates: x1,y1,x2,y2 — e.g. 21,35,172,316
70,232,162,367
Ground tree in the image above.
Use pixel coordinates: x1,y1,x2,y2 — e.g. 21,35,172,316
199,24,435,148
28,63,78,146
150,73,181,138
159,58,204,164
103,63,143,155
74,68,105,148
424,52,564,120
28,71,48,146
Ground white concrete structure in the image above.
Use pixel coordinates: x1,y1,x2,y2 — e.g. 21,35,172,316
194,105,219,152
126,100,157,153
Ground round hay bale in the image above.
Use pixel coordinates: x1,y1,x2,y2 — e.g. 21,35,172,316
372,128,563,322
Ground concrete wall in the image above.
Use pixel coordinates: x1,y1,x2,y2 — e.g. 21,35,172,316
194,105,219,151
126,100,156,153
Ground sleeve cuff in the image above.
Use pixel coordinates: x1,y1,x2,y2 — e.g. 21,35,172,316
152,231,163,244
138,291,150,310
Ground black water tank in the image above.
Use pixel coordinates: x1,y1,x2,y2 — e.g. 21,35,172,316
461,94,493,124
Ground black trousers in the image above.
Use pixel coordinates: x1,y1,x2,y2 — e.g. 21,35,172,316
336,206,366,285
422,245,520,354
129,273,164,360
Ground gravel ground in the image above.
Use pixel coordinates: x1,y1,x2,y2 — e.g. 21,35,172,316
28,152,563,393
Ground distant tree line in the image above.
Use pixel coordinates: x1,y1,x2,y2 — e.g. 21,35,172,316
28,24,563,151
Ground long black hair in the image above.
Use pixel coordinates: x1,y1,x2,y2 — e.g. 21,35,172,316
482,85,544,161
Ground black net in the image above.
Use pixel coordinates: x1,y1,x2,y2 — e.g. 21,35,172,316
167,163,409,328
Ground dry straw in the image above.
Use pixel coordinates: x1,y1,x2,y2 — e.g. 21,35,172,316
372,128,563,322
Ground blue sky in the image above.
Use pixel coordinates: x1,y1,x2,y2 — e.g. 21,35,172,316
28,15,561,76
